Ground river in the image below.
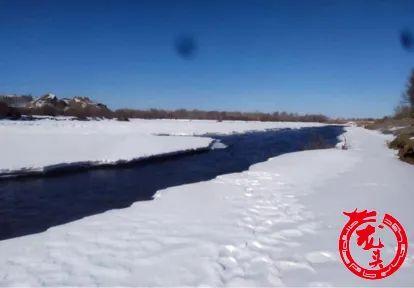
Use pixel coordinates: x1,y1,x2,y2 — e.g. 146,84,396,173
0,125,344,240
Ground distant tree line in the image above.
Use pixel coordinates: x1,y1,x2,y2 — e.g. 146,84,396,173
113,108,329,122
1,104,330,122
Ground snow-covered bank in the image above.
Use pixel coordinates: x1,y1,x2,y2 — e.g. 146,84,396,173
0,118,324,176
0,118,325,136
0,134,212,177
0,126,412,286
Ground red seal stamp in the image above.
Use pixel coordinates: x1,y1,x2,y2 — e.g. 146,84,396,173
339,209,408,280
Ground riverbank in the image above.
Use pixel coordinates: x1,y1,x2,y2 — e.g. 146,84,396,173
364,117,414,164
0,126,412,286
0,118,325,177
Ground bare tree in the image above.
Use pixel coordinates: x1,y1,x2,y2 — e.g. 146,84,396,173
406,69,414,109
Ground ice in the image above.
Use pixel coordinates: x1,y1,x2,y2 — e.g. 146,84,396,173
0,118,323,176
0,126,412,286
210,140,228,149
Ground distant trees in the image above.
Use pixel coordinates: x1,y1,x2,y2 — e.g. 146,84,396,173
0,94,32,107
15,102,329,123
394,104,412,119
114,108,329,123
394,70,414,118
0,102,21,119
406,69,414,109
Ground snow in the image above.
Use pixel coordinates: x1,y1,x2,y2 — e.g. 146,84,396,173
0,126,412,286
44,93,56,100
388,126,406,131
0,133,212,176
0,118,323,176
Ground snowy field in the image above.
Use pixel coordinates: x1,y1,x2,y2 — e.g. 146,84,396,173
0,126,412,286
0,118,323,176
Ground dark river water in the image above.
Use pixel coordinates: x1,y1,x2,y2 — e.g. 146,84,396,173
0,126,344,241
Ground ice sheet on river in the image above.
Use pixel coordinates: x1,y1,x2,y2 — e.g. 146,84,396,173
0,118,323,176
0,126,412,286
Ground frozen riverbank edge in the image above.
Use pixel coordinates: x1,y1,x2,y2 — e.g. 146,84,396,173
0,126,412,286
0,119,325,178
0,140,214,179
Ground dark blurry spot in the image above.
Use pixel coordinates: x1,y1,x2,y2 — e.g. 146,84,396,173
400,29,414,51
174,35,197,59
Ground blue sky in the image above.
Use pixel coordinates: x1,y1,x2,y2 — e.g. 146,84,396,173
0,0,413,118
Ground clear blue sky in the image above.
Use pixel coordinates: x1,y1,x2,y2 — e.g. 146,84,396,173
1,0,413,118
